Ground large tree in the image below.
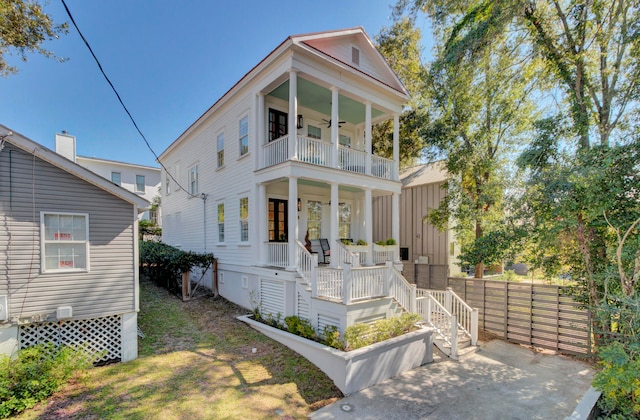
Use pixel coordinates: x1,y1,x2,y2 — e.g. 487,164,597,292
0,0,68,76
374,17,429,168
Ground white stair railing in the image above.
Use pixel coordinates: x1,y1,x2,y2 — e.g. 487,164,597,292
316,268,342,300
416,293,458,359
386,262,416,313
265,242,288,268
295,240,317,286
334,240,361,268
417,287,478,346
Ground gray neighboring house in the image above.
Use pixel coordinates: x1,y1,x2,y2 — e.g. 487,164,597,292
373,161,462,287
0,125,149,362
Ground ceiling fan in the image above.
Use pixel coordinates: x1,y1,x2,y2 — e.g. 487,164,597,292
322,118,346,128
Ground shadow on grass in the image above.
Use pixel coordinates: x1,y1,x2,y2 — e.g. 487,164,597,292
20,280,340,420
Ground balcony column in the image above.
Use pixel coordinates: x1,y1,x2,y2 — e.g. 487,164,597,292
287,177,299,270
393,113,400,180
330,86,339,168
288,70,299,160
365,101,372,176
257,92,265,169
329,182,339,267
392,192,400,262
257,183,267,265
364,187,373,265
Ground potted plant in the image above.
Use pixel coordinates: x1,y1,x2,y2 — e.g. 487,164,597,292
346,239,369,253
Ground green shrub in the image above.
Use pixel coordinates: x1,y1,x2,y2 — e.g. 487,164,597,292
323,326,345,350
355,239,367,246
139,241,214,295
593,341,640,418
504,270,517,281
344,313,422,350
284,316,317,340
385,238,396,245
0,344,91,418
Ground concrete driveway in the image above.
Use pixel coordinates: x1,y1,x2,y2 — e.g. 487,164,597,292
310,340,594,420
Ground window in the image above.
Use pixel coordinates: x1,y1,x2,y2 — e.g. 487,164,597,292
307,201,322,240
339,134,351,147
239,116,249,156
217,203,224,242
268,108,287,142
307,125,321,140
352,46,360,65
135,175,145,192
217,132,224,168
111,171,121,186
41,212,89,272
239,197,249,242
189,166,198,195
165,171,171,195
339,203,351,240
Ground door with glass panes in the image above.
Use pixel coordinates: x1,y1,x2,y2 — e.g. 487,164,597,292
268,199,288,242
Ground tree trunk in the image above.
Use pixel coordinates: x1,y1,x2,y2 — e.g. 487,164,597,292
474,220,484,279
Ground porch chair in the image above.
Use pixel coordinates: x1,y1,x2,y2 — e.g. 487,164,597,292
319,238,330,264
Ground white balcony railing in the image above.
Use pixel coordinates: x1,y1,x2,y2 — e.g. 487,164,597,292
373,243,396,264
372,155,394,180
263,135,289,167
260,135,395,180
339,146,366,174
298,136,331,167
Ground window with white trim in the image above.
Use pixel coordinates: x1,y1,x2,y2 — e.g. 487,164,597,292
41,212,89,272
135,175,145,192
339,134,351,147
165,170,171,195
217,132,224,168
111,171,121,186
339,203,351,240
189,165,198,195
239,116,249,156
307,125,321,139
307,200,322,240
217,203,224,242
239,197,249,242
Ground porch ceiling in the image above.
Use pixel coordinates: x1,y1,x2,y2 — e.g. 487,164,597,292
280,178,363,193
268,78,385,125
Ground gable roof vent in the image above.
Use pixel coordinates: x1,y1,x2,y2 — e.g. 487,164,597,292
351,46,360,65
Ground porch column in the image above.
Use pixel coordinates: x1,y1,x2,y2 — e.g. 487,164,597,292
392,192,400,262
330,86,339,168
289,69,299,160
257,93,265,169
257,183,267,265
287,177,299,270
365,101,372,175
329,182,339,267
393,113,400,180
364,187,373,265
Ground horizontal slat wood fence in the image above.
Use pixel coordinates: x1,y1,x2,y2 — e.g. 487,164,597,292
446,278,592,355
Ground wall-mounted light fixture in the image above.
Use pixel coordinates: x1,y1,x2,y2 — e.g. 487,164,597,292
297,198,302,212
297,114,304,129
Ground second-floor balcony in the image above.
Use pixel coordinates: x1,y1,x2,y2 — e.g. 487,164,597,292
262,134,395,180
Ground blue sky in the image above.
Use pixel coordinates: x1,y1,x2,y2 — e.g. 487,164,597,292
1,0,432,167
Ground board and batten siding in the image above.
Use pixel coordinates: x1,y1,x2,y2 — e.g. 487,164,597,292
0,143,136,321
372,180,448,266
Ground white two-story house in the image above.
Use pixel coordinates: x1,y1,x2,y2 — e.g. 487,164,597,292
55,132,162,225
160,27,416,333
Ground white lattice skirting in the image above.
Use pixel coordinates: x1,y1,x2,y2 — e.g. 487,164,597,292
19,315,122,363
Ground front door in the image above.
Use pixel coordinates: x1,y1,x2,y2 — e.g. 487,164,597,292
268,199,288,242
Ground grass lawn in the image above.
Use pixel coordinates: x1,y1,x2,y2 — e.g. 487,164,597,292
16,279,342,419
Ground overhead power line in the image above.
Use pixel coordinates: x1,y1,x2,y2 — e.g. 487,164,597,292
60,0,198,198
